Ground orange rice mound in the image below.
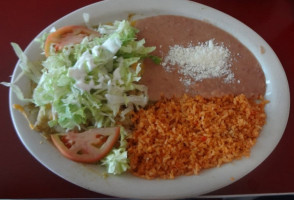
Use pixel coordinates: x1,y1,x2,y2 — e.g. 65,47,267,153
127,94,267,179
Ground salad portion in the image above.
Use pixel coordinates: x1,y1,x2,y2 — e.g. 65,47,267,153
5,20,157,175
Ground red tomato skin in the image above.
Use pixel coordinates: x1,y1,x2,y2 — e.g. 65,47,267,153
44,25,100,57
51,127,120,163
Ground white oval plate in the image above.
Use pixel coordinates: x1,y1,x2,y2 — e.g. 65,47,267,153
9,0,290,199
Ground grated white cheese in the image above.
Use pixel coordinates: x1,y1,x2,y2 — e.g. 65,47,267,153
162,39,235,86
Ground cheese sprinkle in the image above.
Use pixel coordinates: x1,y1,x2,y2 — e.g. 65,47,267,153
162,39,234,86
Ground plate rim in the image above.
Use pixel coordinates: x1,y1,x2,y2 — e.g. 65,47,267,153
9,0,290,199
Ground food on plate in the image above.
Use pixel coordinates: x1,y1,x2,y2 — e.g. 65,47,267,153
127,94,267,179
44,25,101,57
51,127,120,163
4,20,157,175
126,15,267,179
3,14,267,179
135,15,266,100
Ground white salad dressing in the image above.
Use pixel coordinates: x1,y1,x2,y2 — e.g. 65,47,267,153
68,36,122,92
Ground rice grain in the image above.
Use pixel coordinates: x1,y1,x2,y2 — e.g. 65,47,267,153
127,94,267,179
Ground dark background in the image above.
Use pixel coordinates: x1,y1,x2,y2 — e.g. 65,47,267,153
0,0,293,198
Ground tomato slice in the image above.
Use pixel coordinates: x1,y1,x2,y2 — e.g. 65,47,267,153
51,127,120,163
44,25,100,57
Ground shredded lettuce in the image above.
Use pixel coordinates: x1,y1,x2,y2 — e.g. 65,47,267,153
31,20,155,131
101,126,129,174
11,43,43,83
4,19,157,175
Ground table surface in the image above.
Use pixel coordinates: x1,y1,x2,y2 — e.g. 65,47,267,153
0,0,293,198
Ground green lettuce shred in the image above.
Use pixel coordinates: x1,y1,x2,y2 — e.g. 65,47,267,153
101,126,129,174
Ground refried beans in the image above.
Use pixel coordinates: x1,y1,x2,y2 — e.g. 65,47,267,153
134,15,266,100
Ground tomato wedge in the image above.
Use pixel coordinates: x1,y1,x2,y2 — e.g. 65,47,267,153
51,127,120,163
44,25,100,57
